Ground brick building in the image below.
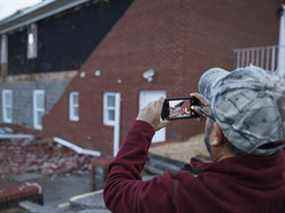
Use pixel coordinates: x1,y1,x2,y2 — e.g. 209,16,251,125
0,0,283,157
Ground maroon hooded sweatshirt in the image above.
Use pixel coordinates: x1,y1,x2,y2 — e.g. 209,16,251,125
104,121,285,213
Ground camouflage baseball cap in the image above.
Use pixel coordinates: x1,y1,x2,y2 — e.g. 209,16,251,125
198,66,285,156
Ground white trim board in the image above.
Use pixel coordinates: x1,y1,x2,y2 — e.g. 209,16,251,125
113,93,121,157
54,137,101,157
0,134,34,140
69,190,103,203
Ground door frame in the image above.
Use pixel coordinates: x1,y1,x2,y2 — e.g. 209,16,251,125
113,93,121,156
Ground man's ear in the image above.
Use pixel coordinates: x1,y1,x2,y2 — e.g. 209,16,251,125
210,123,226,147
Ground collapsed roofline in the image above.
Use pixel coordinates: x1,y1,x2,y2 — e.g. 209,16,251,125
0,0,97,34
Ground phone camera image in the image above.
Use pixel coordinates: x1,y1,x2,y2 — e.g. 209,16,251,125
169,100,192,119
161,97,201,120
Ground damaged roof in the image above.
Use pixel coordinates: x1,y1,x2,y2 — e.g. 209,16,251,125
0,0,98,34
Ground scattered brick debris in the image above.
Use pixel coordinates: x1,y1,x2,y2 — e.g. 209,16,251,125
0,180,43,210
0,139,95,179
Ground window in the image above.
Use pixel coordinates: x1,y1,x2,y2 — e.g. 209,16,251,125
27,24,38,59
33,90,45,130
2,90,12,123
0,34,8,64
103,92,116,126
69,92,79,121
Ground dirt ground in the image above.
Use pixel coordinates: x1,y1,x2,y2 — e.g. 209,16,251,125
150,134,209,163
2,208,27,213
11,172,93,208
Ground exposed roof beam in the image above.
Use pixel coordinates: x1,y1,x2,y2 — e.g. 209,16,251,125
54,137,101,157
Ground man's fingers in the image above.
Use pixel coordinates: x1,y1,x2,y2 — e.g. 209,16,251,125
190,92,209,106
156,119,169,130
159,97,165,106
158,97,165,106
153,97,165,112
137,97,168,131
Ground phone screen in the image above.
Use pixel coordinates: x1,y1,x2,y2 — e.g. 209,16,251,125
168,100,192,119
161,97,200,120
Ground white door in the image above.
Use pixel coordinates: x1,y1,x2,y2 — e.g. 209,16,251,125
103,92,121,157
139,90,167,143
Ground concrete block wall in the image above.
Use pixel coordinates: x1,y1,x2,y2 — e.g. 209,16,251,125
0,79,69,128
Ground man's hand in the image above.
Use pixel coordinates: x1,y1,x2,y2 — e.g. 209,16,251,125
137,98,169,131
190,93,211,120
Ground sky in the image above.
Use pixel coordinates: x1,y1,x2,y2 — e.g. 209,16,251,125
0,0,41,20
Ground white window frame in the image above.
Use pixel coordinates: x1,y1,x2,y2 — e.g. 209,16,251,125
33,90,45,130
27,24,38,59
2,90,13,123
69,91,79,121
103,92,117,126
1,34,8,64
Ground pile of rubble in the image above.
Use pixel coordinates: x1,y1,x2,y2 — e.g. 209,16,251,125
0,139,95,178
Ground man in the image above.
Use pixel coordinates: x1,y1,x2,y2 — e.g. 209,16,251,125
103,66,285,213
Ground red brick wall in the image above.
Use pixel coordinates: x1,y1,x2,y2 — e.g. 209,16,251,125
43,0,281,156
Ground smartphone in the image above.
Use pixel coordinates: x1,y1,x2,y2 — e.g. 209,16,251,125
161,97,201,120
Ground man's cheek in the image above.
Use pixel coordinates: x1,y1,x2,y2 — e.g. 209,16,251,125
204,135,213,158
204,119,214,158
